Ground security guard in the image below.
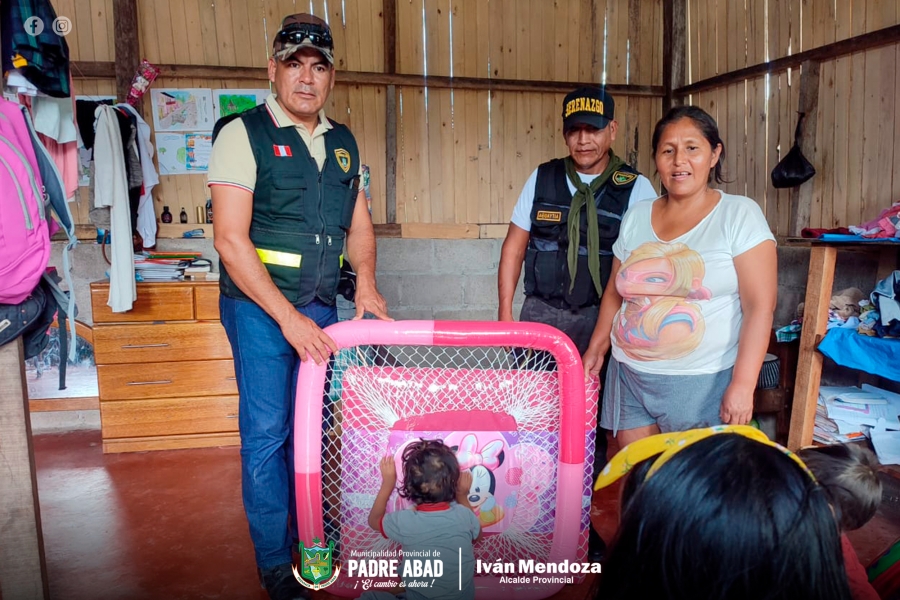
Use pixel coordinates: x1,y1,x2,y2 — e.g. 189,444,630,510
208,13,390,600
497,86,657,561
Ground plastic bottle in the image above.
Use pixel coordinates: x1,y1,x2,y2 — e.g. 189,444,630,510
180,207,188,223
206,199,213,224
161,206,173,223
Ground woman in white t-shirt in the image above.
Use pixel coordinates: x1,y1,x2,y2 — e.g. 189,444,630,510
583,105,777,446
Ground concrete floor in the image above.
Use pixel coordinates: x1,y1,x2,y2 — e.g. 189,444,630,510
33,431,899,600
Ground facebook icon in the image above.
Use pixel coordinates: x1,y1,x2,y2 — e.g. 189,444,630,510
24,17,44,36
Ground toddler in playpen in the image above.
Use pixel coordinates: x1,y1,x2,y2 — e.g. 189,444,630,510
361,439,482,600
799,444,883,600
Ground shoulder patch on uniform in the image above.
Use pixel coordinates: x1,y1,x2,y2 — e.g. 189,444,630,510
536,210,563,222
334,148,351,173
612,171,637,185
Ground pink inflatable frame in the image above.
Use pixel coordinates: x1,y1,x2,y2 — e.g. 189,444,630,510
294,320,593,599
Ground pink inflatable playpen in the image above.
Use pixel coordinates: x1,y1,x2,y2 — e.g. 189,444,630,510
294,320,599,599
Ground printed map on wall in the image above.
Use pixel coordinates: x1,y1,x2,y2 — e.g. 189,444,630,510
150,88,214,132
156,132,212,175
213,89,270,121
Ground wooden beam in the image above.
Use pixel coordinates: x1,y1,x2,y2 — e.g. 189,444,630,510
0,339,50,600
401,223,480,239
112,0,140,108
663,0,687,111
373,223,402,238
51,224,98,242
382,0,398,224
788,60,820,236
383,0,397,75
788,245,837,450
72,61,666,97
385,85,398,224
590,0,601,81
677,23,900,96
69,61,116,78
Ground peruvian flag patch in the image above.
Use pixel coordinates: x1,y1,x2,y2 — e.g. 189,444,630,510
273,144,293,157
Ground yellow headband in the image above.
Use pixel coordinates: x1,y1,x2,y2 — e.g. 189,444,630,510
593,424,815,491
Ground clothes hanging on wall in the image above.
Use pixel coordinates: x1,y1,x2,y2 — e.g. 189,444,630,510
118,103,159,248
93,105,136,312
0,0,71,98
75,99,111,152
15,78,79,201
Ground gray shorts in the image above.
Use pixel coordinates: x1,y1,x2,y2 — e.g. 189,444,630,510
600,356,732,434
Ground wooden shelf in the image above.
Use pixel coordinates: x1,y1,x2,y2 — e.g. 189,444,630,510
787,243,900,449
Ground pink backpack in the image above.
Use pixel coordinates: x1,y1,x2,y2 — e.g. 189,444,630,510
0,98,50,304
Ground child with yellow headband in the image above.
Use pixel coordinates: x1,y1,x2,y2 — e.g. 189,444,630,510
595,425,852,600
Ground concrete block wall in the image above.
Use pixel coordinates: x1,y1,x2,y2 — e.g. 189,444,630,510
375,238,522,322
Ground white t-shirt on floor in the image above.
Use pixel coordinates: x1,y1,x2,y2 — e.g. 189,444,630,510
609,190,775,375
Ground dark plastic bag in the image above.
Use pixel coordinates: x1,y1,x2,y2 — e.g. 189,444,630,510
771,112,816,188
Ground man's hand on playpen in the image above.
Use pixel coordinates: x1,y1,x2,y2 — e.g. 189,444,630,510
281,311,338,365
353,282,393,322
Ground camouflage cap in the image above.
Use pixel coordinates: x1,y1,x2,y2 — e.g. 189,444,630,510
272,13,334,65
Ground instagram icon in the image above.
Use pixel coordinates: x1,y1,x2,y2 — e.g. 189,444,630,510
52,16,72,36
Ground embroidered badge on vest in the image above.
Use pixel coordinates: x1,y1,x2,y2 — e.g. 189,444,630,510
273,145,293,157
612,171,637,185
334,149,351,173
536,210,563,222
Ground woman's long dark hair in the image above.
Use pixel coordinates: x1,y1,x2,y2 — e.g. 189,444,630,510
600,435,852,600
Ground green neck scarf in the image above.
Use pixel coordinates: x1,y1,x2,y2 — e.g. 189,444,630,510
565,150,625,295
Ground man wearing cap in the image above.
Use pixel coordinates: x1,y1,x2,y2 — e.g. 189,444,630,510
208,13,390,600
497,86,657,561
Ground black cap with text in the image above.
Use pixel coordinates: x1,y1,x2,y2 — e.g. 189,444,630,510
562,87,615,132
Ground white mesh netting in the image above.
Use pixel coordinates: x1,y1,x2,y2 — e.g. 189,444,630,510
318,344,595,571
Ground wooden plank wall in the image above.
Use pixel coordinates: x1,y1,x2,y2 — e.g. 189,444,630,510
686,0,900,236
395,0,663,226
56,0,663,237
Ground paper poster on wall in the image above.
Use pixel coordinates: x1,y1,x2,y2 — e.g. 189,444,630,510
185,133,212,171
156,132,212,175
213,89,270,121
150,88,214,132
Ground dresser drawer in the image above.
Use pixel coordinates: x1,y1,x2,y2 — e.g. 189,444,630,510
194,285,221,320
100,395,239,439
97,360,237,400
93,322,232,364
91,284,195,323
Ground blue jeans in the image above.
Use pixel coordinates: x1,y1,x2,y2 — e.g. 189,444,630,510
220,295,338,570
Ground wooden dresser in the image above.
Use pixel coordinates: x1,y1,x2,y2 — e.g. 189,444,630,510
90,280,240,453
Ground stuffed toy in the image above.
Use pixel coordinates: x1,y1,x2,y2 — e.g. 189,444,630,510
829,287,866,320
796,287,866,321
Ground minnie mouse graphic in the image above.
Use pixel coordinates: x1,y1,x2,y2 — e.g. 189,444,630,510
453,434,506,527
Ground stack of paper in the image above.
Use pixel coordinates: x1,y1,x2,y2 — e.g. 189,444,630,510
133,252,210,281
134,254,185,281
813,385,900,452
